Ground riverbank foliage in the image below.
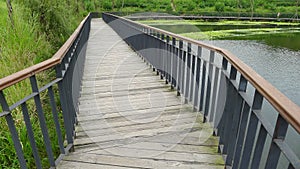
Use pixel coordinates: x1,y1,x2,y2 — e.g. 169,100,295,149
0,0,299,168
100,0,300,18
0,0,96,168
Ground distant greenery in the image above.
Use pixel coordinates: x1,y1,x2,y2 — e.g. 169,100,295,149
99,0,300,18
0,0,299,168
181,27,300,39
139,19,300,26
140,19,300,40
0,0,95,168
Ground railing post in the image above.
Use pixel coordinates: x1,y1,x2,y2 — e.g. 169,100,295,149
199,52,207,112
203,50,215,122
0,91,27,169
21,103,42,169
177,40,183,96
48,86,65,155
223,69,244,166
55,65,74,147
232,103,251,169
166,35,170,84
239,90,263,168
29,75,55,167
195,46,203,111
265,114,289,169
171,37,176,89
187,43,193,103
160,34,165,80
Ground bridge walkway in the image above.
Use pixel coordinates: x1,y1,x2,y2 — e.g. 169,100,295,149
57,18,224,169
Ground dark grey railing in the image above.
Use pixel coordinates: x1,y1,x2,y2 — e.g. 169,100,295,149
103,13,300,169
0,13,92,168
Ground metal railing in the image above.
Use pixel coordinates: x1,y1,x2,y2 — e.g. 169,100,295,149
103,13,300,169
0,13,92,168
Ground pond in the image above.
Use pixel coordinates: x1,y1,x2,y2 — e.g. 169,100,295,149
146,20,300,168
146,21,300,105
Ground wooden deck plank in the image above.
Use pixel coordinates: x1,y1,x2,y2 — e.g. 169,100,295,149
57,18,224,169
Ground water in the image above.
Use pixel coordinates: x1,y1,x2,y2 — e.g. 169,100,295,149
150,23,300,106
153,23,300,33
205,40,300,168
205,40,300,106
149,22,300,168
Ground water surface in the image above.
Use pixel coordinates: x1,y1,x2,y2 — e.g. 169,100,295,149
149,21,300,167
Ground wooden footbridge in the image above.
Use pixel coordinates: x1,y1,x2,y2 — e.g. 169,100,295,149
0,13,299,169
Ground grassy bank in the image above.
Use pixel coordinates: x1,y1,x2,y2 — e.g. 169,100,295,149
0,0,92,168
139,19,300,26
181,27,300,40
139,19,300,40
98,0,300,18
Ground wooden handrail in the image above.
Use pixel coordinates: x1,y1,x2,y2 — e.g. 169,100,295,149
104,13,300,133
0,13,91,91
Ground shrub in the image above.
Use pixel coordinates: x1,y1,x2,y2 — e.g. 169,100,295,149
215,2,225,12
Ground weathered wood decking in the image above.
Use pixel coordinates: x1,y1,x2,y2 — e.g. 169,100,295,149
57,19,224,169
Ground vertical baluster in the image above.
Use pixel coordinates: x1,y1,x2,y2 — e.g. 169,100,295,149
202,51,215,122
29,75,55,167
150,34,155,71
210,66,221,122
231,75,249,168
177,40,183,96
156,32,160,76
161,34,166,80
239,90,263,168
187,43,193,102
232,103,251,169
150,33,155,65
207,51,219,122
218,64,234,147
265,114,288,169
157,32,161,75
184,43,191,103
250,125,267,169
192,53,199,111
55,65,74,146
48,86,65,154
171,37,177,89
166,35,170,84
182,49,187,101
21,103,42,169
196,47,203,111
66,49,77,139
216,60,232,143
225,72,247,166
199,54,207,112
160,34,164,78
0,91,27,169
215,57,227,137
189,53,196,102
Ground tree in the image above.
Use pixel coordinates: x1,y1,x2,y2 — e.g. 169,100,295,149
6,0,14,28
171,0,176,11
296,0,299,19
215,2,225,12
250,0,254,19
237,0,241,17
121,0,125,10
112,0,115,10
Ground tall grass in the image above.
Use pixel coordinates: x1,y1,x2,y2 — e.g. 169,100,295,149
0,0,83,168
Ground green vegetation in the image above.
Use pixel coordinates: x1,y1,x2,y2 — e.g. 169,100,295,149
0,0,299,168
140,19,300,39
181,27,300,39
140,19,300,26
0,0,97,168
99,0,300,18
